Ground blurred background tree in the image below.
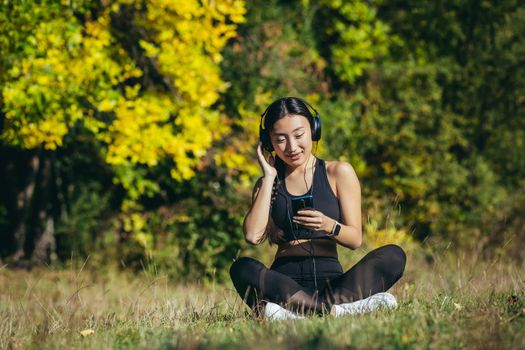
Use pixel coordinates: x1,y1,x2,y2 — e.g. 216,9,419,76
0,0,248,272
1,0,523,281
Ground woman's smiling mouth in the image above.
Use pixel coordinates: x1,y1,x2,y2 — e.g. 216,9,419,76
287,152,303,160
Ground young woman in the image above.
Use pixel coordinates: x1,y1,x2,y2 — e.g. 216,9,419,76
229,97,406,319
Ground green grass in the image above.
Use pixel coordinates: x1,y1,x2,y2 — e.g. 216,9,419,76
1,245,523,349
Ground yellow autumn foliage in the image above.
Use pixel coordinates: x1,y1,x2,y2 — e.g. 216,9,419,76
1,0,247,195
364,208,415,251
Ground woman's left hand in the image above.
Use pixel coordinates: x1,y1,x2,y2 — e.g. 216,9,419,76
293,209,333,232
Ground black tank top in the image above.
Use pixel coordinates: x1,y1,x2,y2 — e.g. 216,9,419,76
271,157,341,242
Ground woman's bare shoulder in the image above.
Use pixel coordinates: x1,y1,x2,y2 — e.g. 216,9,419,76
325,160,358,177
325,160,338,175
324,160,360,194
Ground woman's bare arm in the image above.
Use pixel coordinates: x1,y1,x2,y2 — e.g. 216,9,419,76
242,175,276,245
331,161,363,249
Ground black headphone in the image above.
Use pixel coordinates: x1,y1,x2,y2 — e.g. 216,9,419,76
259,97,322,152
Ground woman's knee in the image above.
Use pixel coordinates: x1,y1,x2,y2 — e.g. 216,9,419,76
377,244,407,279
229,256,264,282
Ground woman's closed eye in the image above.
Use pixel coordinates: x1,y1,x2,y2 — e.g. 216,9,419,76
275,132,305,143
276,133,304,143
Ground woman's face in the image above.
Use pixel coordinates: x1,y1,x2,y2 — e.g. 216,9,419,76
270,114,313,167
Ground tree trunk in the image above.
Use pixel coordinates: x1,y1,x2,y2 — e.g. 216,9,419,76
0,146,57,267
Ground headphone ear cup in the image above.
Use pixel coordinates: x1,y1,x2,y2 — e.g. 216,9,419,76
311,114,322,141
259,124,274,152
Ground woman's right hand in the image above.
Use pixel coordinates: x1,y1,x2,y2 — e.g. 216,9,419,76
256,141,277,178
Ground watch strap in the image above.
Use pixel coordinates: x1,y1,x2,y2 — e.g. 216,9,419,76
328,220,341,237
333,221,341,236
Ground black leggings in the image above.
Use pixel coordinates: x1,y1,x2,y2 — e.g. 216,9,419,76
229,244,406,317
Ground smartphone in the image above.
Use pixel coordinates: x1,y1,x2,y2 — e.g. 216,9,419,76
291,194,314,229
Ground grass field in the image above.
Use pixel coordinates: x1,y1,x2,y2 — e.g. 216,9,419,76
1,244,523,349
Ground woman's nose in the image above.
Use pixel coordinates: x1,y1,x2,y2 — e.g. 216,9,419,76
287,137,298,152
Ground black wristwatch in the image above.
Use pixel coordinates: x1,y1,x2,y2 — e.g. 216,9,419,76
328,221,341,237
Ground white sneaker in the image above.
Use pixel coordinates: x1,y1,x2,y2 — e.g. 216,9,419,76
330,292,398,317
264,302,306,321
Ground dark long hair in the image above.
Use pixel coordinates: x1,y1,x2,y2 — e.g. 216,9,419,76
260,97,316,246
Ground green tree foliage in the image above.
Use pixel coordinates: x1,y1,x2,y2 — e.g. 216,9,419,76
1,0,523,275
371,0,525,254
222,0,524,260
316,0,391,85
331,1,523,256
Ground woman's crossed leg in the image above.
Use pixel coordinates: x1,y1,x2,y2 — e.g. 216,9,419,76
229,244,407,317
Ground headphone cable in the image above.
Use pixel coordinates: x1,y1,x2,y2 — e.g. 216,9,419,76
280,144,319,291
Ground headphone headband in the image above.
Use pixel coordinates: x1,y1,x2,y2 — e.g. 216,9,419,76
259,97,322,152
260,97,319,126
